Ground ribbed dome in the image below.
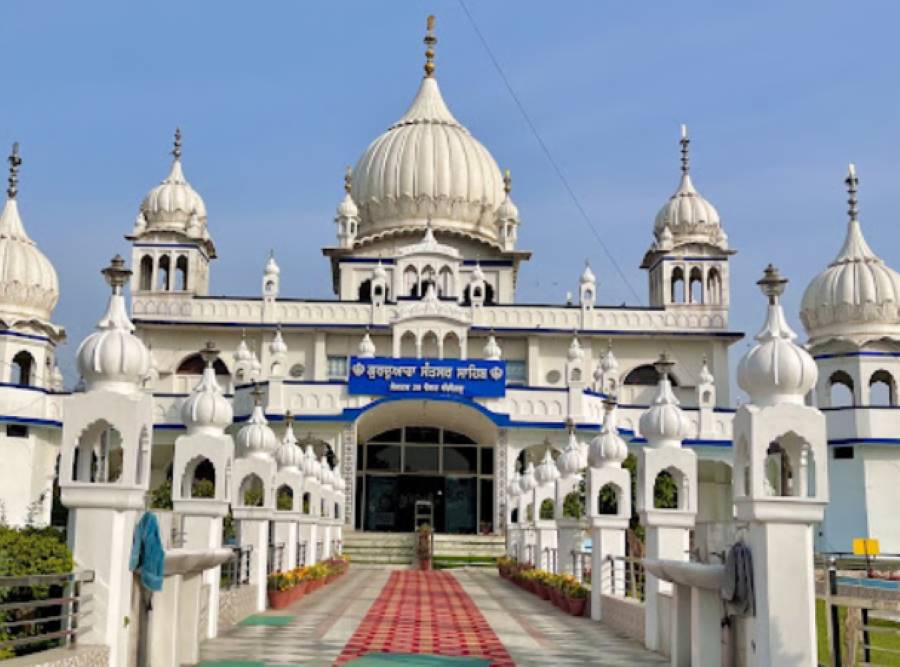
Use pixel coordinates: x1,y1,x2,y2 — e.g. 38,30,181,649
535,448,561,486
639,355,692,447
274,418,303,471
358,332,376,358
558,432,587,477
483,335,502,361
739,265,818,407
800,169,900,345
507,473,521,499
589,401,628,468
235,398,277,460
76,256,150,393
180,345,233,434
269,327,287,356
0,146,60,324
351,76,505,245
519,461,537,493
302,445,319,479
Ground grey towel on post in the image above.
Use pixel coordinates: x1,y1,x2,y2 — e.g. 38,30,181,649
722,540,755,616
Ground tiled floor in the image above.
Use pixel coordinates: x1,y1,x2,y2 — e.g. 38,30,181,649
197,567,666,666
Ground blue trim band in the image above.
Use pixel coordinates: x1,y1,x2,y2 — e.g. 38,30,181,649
828,437,900,446
134,242,210,262
815,351,900,360
0,329,50,343
0,414,61,428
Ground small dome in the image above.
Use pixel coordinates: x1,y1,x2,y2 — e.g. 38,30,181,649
589,400,628,468
234,333,253,363
358,332,376,358
483,335,502,361
567,337,585,363
519,461,537,493
471,263,486,283
558,432,587,477
639,354,692,447
373,261,388,280
317,455,329,485
269,327,287,356
507,473,521,498
739,265,818,407
0,145,60,323
180,343,233,434
580,263,596,285
275,417,303,471
698,357,714,385
601,343,619,374
800,165,900,345
496,171,519,223
535,448,561,486
264,253,280,277
235,391,277,459
76,256,150,393
337,192,359,220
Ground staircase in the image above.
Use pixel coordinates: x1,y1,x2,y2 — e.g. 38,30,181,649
342,531,505,568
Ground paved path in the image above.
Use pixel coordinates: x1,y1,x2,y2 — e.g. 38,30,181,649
197,567,665,666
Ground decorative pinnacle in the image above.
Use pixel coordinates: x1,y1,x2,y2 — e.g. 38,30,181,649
653,351,675,379
757,263,788,305
424,15,437,77
284,410,294,427
503,169,512,195
846,162,859,222
172,128,182,161
344,165,352,194
200,341,220,367
7,142,21,199
251,382,264,406
602,396,618,413
679,124,690,174
101,255,132,294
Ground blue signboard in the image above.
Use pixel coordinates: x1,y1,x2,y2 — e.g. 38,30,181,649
347,356,506,398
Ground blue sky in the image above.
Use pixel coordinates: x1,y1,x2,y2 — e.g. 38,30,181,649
4,1,900,388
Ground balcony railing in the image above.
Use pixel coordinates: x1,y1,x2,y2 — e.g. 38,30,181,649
220,546,252,589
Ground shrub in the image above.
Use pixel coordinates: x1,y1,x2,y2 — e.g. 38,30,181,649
149,480,173,509
539,499,554,520
191,479,215,499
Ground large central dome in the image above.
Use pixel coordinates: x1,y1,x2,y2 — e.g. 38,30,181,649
350,36,506,247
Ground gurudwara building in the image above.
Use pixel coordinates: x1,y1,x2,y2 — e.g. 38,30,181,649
1,18,899,556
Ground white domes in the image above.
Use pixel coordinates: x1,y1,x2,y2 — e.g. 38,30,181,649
507,473,521,498
589,400,628,468
358,332,376,359
235,391,278,459
483,335,502,361
0,145,60,324
567,337,585,362
350,24,506,248
180,343,233,434
519,461,537,493
269,327,287,356
275,416,303,471
580,263,596,285
76,256,151,393
639,354,692,447
739,265,818,407
558,431,587,477
535,448,561,486
800,165,900,345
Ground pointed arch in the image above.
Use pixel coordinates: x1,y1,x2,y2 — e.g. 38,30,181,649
157,255,171,291
139,255,153,291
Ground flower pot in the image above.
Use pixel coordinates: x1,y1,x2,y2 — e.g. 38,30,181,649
566,596,587,616
549,588,564,608
537,584,551,600
267,589,292,609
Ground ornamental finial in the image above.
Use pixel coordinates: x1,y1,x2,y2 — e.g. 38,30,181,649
344,165,352,194
251,382,264,406
679,124,690,174
653,351,675,380
201,341,220,367
757,263,787,305
172,128,182,161
846,162,859,222
424,15,437,77
7,142,21,199
102,255,132,295
503,169,512,195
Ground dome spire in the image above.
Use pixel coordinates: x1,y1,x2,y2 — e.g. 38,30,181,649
344,165,352,194
846,162,858,222
172,127,182,161
503,169,512,195
679,124,690,174
7,142,21,200
423,15,437,78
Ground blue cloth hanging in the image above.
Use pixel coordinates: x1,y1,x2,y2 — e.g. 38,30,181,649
129,511,165,592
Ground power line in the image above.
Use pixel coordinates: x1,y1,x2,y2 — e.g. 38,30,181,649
456,0,643,306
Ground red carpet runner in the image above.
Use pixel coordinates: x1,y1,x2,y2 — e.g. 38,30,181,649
335,571,514,666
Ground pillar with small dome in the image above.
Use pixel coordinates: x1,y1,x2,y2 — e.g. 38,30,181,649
531,444,560,571
555,428,588,577
272,412,304,571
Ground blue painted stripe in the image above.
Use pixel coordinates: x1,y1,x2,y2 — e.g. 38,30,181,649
0,329,51,343
133,319,393,331
0,414,61,428
629,436,732,448
822,405,900,412
814,351,900,360
828,437,900,446
338,257,397,265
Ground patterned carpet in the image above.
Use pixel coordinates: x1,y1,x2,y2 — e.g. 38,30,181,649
335,571,515,666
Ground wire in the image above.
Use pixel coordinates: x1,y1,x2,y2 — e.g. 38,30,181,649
456,0,644,306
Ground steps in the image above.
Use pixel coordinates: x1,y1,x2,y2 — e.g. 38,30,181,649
343,531,506,567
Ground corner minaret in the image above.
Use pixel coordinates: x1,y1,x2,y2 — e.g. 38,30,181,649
642,125,733,311
128,128,215,296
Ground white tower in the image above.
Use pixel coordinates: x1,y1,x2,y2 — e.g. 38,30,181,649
496,169,520,251
579,262,596,328
128,129,215,296
335,167,359,249
262,252,280,301
735,265,827,666
566,336,587,420
531,444,560,571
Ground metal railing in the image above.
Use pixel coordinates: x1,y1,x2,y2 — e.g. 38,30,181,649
525,544,534,565
220,545,252,589
602,555,645,601
267,542,285,575
315,540,323,563
571,550,591,583
297,542,307,567
542,547,558,574
0,570,94,653
333,539,342,556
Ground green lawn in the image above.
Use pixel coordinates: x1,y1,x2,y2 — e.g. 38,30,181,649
816,599,900,665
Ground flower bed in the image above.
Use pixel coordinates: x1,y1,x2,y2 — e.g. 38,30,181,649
495,556,588,617
267,555,350,609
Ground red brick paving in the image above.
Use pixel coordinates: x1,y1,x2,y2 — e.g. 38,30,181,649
335,571,515,666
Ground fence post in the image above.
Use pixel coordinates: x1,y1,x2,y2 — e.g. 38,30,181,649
828,556,842,667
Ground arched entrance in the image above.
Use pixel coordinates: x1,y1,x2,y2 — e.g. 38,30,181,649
354,399,498,534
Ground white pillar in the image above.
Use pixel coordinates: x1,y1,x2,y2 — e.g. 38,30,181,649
235,514,269,611
175,500,228,639
589,517,627,621
273,517,299,570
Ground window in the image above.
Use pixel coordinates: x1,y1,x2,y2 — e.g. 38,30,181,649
506,360,526,385
6,424,28,438
327,355,348,380
11,351,35,386
834,446,855,460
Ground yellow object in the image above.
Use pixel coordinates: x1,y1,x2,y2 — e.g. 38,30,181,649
852,538,880,556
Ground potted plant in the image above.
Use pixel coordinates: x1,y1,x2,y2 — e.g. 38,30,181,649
267,572,293,609
416,523,433,571
562,577,588,616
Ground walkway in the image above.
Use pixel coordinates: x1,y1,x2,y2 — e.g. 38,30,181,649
197,567,664,666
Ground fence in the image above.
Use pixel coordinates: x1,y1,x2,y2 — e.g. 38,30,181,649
267,542,285,575
220,545,252,589
603,555,645,601
297,541,307,567
0,570,94,654
571,550,591,583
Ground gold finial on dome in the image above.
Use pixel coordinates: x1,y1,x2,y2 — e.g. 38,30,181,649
172,127,182,161
424,15,437,78
344,165,353,194
846,162,859,222
7,142,21,199
503,169,512,195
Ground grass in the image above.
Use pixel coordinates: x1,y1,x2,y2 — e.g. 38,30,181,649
816,599,900,665
432,555,497,570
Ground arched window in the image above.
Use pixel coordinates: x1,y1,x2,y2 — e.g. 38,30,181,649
302,492,311,514
239,474,265,507
157,255,171,291
177,354,230,376
139,255,153,291
443,332,461,359
277,484,294,511
11,351,35,386
653,470,678,509
624,365,679,387
400,331,417,358
671,267,685,303
73,420,124,483
689,267,703,304
829,370,854,407
539,498,554,520
421,332,439,359
358,279,372,303
175,255,188,291
870,370,895,406
420,266,436,297
597,482,620,515
706,268,722,305
182,457,215,498
404,266,419,297
439,267,454,298
462,282,496,306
